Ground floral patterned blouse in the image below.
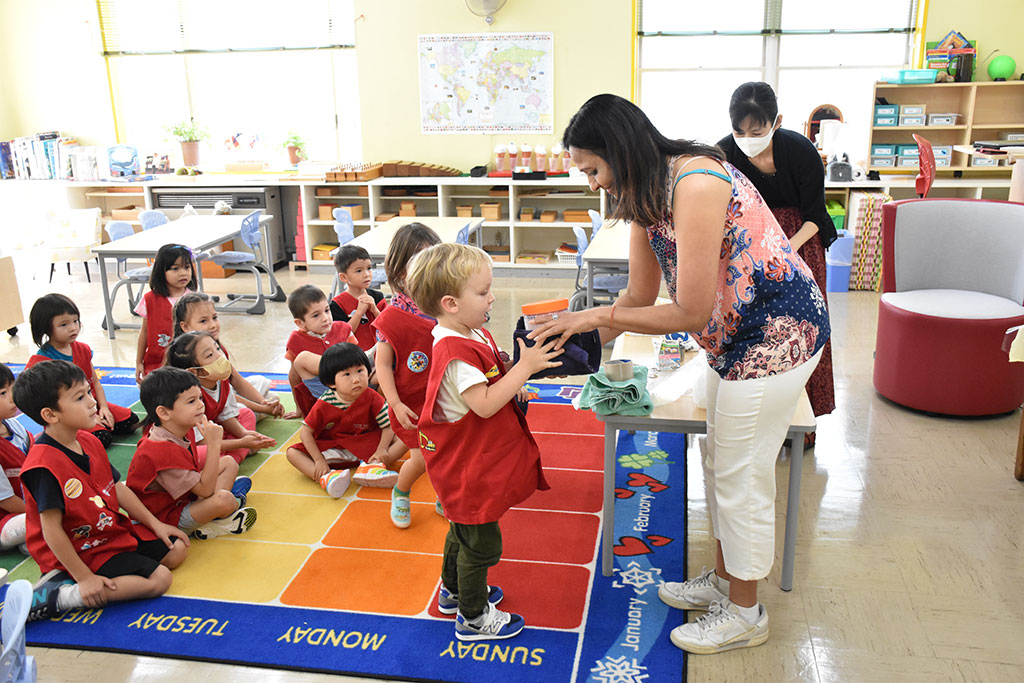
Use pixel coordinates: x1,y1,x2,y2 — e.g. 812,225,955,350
645,157,830,380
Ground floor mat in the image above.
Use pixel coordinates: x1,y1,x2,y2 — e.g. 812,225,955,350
4,366,688,682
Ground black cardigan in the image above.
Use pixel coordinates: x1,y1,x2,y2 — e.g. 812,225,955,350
717,128,838,248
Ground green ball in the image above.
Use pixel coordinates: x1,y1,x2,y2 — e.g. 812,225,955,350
988,55,1016,81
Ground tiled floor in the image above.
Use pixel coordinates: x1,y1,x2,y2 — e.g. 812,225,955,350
2,260,1021,682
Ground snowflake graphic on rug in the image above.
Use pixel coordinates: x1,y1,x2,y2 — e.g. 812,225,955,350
590,655,650,682
613,561,661,592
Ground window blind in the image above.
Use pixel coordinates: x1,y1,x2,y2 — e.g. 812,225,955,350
96,0,355,55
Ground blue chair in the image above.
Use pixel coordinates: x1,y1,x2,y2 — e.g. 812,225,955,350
0,580,37,682
568,225,628,311
456,225,469,245
100,221,150,331
329,209,386,299
205,210,285,314
138,210,169,231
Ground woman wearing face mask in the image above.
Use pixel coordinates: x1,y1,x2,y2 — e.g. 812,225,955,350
717,81,836,424
527,94,830,655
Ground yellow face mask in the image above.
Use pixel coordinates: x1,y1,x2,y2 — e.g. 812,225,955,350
196,355,232,382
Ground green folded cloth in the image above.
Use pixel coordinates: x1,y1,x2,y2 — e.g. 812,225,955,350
579,365,653,416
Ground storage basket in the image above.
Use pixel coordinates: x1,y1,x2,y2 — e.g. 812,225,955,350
556,250,578,265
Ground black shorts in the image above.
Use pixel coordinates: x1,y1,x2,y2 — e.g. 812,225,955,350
95,538,176,579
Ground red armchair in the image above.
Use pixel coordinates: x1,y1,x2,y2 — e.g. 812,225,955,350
873,198,1024,416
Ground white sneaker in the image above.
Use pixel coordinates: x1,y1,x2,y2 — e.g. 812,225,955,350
659,566,727,611
670,600,769,654
352,462,398,488
193,507,258,539
320,469,352,498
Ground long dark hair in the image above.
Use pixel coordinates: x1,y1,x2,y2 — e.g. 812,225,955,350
149,244,198,297
562,94,723,229
729,81,778,131
385,222,441,296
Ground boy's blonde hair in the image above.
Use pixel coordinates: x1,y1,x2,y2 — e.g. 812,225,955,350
407,243,492,318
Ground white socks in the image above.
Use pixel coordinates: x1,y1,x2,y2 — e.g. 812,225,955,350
0,513,25,549
732,601,761,623
56,584,84,611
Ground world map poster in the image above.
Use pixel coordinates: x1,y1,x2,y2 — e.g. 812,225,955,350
418,32,553,134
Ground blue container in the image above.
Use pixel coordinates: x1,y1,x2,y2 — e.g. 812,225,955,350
826,230,854,265
826,263,851,292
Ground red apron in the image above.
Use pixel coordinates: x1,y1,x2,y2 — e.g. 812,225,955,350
126,436,199,527
332,291,387,351
26,342,133,429
372,306,435,449
291,388,387,463
0,429,29,531
286,321,354,415
142,291,175,376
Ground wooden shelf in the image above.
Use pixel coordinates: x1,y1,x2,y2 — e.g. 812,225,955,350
871,125,967,131
971,123,1024,129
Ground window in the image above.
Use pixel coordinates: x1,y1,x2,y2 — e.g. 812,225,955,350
97,0,359,164
637,0,919,159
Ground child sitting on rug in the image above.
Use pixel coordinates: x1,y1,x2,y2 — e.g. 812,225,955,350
136,244,198,383
127,367,257,539
164,332,276,463
173,292,292,420
407,243,560,641
285,284,357,417
330,244,387,353
0,363,29,553
26,293,140,447
13,360,189,622
285,343,406,496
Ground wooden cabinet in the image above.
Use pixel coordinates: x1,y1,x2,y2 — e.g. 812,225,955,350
867,81,1024,175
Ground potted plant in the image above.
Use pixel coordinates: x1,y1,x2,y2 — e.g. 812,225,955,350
167,119,209,167
283,131,306,165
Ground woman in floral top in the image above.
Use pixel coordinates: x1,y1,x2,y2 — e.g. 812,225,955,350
530,94,829,656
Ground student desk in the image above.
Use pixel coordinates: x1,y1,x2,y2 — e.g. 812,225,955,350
92,214,272,339
595,332,816,591
331,216,486,261
581,219,630,308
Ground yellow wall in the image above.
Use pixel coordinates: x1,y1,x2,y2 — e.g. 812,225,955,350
353,0,633,170
923,0,1023,80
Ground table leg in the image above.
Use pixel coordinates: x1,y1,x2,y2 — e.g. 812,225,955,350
1015,409,1024,481
602,422,617,577
780,430,805,591
587,262,595,310
98,256,115,340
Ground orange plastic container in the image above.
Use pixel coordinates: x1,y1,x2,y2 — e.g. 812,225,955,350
521,298,569,330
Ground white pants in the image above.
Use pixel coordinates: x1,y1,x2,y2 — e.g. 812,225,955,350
702,348,822,581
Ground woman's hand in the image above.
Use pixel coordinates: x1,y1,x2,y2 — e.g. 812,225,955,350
525,308,601,351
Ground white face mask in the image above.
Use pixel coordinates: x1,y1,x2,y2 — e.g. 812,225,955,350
733,116,778,158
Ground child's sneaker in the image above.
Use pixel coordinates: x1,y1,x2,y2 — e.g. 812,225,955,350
434,499,445,517
319,469,352,498
669,600,769,654
390,490,411,529
231,476,252,507
352,462,398,488
193,507,258,539
437,583,503,615
659,566,727,611
28,569,74,622
455,602,524,641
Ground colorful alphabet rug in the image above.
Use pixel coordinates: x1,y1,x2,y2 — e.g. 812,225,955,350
3,366,689,682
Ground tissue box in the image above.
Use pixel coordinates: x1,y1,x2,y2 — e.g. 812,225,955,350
899,115,926,127
874,104,898,116
871,144,897,156
899,104,926,116
871,155,897,167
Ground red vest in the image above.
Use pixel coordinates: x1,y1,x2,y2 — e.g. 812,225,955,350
143,291,175,375
126,436,199,527
292,388,386,462
200,380,232,422
372,306,435,448
285,321,354,361
0,426,29,499
26,342,132,424
332,291,387,352
21,431,140,573
418,329,548,524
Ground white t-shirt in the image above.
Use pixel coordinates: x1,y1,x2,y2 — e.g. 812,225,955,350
200,382,240,422
432,326,490,422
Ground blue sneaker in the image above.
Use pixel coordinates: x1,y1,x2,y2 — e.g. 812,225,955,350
231,476,252,507
437,583,503,615
29,569,74,622
455,603,525,641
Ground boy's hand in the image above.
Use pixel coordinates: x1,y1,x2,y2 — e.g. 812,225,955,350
240,431,276,450
97,405,115,430
135,363,145,385
372,449,398,468
390,401,419,431
153,521,190,549
196,417,223,446
79,574,117,608
312,459,331,480
516,386,533,403
515,337,562,375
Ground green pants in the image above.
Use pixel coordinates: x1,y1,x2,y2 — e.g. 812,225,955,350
441,521,502,619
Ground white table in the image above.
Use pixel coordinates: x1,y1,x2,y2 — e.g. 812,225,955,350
581,219,630,308
595,333,816,591
91,214,272,338
331,216,486,260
